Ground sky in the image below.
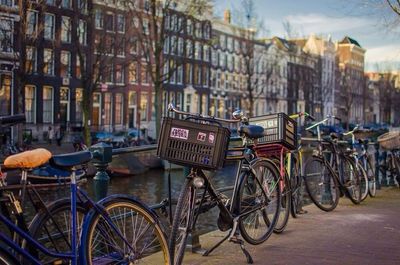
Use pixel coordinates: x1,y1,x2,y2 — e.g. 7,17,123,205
214,0,400,71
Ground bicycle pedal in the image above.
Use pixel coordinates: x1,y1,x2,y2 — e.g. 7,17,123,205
229,236,244,244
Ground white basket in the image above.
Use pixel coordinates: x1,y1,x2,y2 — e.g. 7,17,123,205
377,131,400,150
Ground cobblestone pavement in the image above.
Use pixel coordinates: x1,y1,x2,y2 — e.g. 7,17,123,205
182,187,400,265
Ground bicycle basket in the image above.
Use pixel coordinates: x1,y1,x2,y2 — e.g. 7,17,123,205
377,131,400,150
249,113,297,150
157,117,231,170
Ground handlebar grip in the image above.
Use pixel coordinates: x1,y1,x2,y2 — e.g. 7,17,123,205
0,114,26,126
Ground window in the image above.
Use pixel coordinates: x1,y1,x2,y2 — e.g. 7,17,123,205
187,19,193,34
43,86,53,123
117,14,125,32
142,18,149,35
129,62,138,83
177,65,183,84
104,93,112,125
203,45,210,62
0,73,11,115
26,10,38,36
201,94,208,115
185,63,192,84
140,92,148,122
44,13,55,40
195,22,201,38
194,65,201,85
95,10,103,29
25,85,36,123
75,89,83,122
60,51,71,77
105,13,114,31
130,37,138,54
115,65,124,84
43,49,54,75
78,0,88,14
25,46,37,73
141,63,149,84
203,66,209,87
0,18,12,52
115,93,123,124
78,20,87,45
170,36,176,55
194,42,201,60
178,37,184,56
105,65,113,83
186,40,192,58
61,16,71,43
163,36,170,53
117,42,125,57
76,54,85,78
61,0,71,9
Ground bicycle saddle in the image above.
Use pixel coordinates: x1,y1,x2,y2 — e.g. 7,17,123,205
3,148,52,169
50,150,92,169
329,132,343,140
239,125,265,139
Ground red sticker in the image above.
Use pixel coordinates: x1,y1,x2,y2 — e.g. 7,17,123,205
197,132,206,141
208,133,215,144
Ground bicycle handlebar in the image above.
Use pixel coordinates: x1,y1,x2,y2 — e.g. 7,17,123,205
343,125,360,136
289,112,316,121
168,103,242,123
0,114,26,127
305,115,340,131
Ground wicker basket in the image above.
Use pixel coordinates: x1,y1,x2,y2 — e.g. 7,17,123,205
377,131,400,150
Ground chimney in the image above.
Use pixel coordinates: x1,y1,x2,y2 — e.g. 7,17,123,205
224,9,231,24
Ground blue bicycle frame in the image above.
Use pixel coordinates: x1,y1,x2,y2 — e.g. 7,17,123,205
0,168,137,265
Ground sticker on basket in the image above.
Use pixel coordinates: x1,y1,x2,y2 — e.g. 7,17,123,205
197,132,206,142
170,127,189,140
208,133,215,144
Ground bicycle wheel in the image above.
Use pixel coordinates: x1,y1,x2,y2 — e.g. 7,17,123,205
23,198,87,265
238,158,281,245
366,157,377,197
169,177,196,265
273,164,290,234
357,161,369,202
342,157,362,204
303,156,340,212
290,157,303,218
81,196,170,265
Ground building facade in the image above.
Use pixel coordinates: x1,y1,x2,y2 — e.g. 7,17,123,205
336,36,366,125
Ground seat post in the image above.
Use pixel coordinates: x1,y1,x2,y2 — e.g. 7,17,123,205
70,167,78,265
19,170,29,207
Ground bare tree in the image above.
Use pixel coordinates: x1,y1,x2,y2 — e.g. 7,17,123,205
120,0,213,138
0,1,48,143
231,0,266,116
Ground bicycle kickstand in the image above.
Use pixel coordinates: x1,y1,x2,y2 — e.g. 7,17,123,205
202,232,230,257
230,235,254,264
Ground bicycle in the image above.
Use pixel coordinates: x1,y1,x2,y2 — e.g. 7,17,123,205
162,104,281,265
248,112,300,234
302,115,363,212
342,126,371,201
0,146,170,264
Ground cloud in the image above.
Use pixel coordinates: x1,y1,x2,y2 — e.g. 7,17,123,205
264,13,372,37
365,44,400,69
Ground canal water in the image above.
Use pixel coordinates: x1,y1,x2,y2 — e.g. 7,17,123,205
97,163,238,234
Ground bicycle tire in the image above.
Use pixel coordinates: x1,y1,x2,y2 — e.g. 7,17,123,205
273,163,290,234
366,157,376,197
81,195,170,265
22,198,87,265
342,156,362,204
238,158,281,244
169,177,196,265
357,160,369,202
303,156,340,212
290,157,302,218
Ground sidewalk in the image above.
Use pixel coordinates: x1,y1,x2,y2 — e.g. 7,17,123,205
183,188,400,265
